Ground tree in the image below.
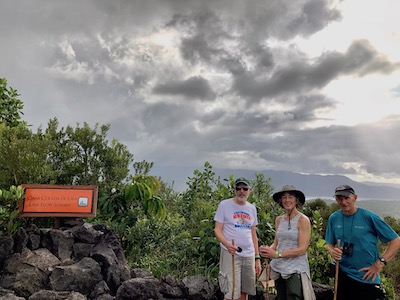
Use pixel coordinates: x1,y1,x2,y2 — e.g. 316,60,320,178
45,118,133,192
0,118,133,193
132,160,154,176
0,123,53,187
303,198,331,236
248,173,276,246
0,78,25,127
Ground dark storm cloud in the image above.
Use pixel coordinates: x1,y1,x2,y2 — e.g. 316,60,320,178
173,0,342,72
341,40,400,75
287,0,342,36
253,115,400,179
350,116,400,173
141,102,198,134
232,40,400,102
153,76,216,101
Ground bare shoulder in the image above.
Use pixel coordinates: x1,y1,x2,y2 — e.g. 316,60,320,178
299,213,311,225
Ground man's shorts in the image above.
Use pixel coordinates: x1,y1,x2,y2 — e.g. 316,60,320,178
218,248,256,299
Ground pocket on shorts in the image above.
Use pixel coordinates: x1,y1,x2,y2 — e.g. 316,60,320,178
218,271,229,294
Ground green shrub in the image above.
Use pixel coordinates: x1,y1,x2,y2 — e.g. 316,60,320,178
0,185,24,236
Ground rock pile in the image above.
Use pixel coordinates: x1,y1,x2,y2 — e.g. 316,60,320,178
0,220,333,299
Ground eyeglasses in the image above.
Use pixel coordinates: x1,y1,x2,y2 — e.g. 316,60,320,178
235,186,250,191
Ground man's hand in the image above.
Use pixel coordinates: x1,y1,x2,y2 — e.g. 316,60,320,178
328,246,343,261
226,242,239,255
360,261,384,282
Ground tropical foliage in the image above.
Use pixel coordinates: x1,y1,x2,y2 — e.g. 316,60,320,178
0,78,25,127
0,185,25,235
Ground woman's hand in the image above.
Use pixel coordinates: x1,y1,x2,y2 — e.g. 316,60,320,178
260,245,275,259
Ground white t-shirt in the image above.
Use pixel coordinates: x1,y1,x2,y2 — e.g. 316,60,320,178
214,198,258,257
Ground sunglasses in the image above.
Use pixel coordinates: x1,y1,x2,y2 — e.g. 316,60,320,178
235,186,250,191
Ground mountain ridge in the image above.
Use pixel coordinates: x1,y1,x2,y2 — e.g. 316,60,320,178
151,166,400,201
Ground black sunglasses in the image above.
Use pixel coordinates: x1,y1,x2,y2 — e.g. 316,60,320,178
235,186,250,191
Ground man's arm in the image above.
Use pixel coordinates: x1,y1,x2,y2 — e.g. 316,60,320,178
360,236,400,282
380,236,400,263
251,225,262,276
214,221,227,247
214,221,237,254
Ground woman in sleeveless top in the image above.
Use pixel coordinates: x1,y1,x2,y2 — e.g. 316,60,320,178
260,185,315,300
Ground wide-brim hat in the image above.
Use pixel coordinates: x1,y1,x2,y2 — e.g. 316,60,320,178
273,185,305,205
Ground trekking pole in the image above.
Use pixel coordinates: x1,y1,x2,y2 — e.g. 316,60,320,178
333,239,341,300
232,239,235,300
265,258,269,300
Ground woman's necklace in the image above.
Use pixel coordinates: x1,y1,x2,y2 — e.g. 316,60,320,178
286,209,298,230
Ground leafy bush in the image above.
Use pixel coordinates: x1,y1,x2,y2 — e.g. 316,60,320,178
124,212,195,278
307,210,332,284
0,185,24,236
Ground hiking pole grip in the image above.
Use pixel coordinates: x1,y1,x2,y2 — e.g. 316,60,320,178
232,239,235,300
334,239,341,300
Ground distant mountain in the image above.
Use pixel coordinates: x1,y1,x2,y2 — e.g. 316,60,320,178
151,166,400,201
213,169,400,201
361,181,400,189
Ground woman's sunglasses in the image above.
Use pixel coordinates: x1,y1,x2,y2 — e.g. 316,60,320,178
235,186,250,191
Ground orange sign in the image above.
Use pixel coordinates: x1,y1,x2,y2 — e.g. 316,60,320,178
19,184,98,217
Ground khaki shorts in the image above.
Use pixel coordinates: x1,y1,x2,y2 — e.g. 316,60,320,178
218,248,256,299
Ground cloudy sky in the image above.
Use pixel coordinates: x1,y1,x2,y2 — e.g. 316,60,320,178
1,0,400,187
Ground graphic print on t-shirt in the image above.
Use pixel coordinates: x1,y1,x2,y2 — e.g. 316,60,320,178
233,211,252,229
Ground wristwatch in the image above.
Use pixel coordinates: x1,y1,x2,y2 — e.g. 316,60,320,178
379,257,387,265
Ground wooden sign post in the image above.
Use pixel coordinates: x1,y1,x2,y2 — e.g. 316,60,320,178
19,184,98,227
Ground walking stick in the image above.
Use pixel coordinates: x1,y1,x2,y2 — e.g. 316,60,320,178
333,239,341,300
264,258,269,300
232,239,235,300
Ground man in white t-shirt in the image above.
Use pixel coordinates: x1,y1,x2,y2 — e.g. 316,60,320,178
214,177,262,300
